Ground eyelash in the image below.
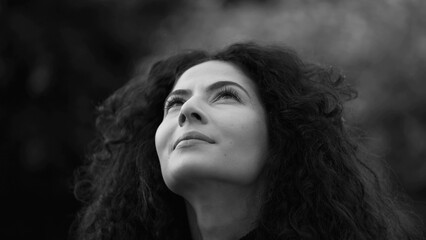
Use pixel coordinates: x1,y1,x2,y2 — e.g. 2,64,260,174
164,96,185,111
214,87,241,102
163,87,241,112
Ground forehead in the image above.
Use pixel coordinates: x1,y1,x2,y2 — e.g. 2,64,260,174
173,60,256,91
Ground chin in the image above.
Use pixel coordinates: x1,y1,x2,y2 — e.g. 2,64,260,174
161,161,263,195
162,166,208,195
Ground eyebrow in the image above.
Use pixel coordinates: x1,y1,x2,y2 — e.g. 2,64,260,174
165,80,250,101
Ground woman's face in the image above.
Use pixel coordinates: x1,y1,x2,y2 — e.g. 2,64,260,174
155,60,268,192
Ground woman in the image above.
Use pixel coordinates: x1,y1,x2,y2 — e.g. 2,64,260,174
73,43,423,240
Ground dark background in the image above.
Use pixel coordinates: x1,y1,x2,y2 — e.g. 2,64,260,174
1,0,425,239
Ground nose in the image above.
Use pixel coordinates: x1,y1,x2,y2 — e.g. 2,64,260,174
178,98,207,127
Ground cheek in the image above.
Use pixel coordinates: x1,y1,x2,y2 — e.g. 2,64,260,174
224,114,267,147
155,121,170,163
220,113,269,178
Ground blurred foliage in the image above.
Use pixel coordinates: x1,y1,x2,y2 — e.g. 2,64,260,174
1,0,426,239
149,0,426,193
0,0,187,238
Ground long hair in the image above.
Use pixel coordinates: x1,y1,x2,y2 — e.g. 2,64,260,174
72,42,423,240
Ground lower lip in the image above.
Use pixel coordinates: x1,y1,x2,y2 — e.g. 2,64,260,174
175,139,211,149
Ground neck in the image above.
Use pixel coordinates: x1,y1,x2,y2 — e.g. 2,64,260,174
183,182,262,240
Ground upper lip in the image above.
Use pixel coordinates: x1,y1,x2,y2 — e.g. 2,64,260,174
173,131,215,149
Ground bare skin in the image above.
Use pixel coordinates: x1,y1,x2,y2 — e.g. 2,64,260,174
155,61,269,240
183,180,263,240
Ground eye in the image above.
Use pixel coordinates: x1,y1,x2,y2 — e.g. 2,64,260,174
214,87,241,102
164,96,185,112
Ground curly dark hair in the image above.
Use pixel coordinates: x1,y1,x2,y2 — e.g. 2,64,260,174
72,42,423,240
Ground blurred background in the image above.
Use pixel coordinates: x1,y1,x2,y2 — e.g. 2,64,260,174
1,0,425,239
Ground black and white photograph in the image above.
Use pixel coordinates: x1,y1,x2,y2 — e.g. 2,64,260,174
1,0,426,239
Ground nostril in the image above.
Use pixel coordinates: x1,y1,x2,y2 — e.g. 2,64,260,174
191,112,202,121
178,110,204,127
178,114,186,126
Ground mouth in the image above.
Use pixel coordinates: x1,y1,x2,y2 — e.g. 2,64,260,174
173,131,215,150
